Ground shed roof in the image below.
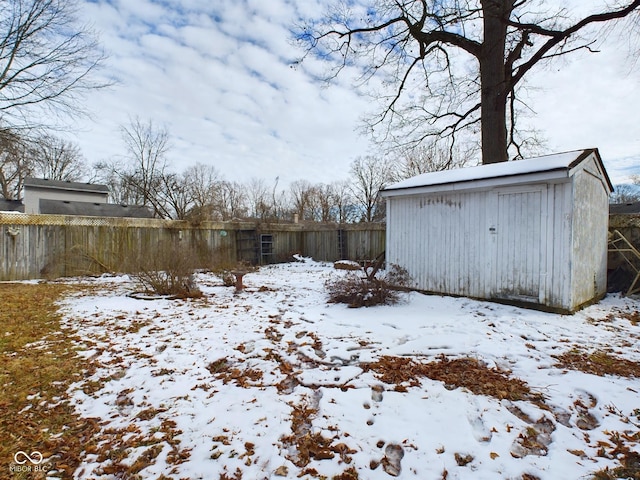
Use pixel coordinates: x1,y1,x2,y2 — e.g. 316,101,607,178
39,199,154,218
610,201,640,214
382,149,613,195
24,177,110,194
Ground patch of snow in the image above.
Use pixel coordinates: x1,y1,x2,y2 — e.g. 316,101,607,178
57,259,640,479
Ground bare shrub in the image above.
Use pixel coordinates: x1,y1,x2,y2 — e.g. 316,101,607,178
326,264,413,307
132,241,202,298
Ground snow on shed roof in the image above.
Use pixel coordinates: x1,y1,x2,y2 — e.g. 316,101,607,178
383,148,611,194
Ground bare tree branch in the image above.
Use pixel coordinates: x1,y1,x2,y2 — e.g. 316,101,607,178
0,0,110,130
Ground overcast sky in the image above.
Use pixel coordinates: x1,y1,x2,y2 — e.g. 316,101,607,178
70,0,640,187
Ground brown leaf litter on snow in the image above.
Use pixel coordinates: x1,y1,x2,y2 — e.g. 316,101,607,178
554,348,640,378
279,392,357,473
206,357,264,387
361,354,545,404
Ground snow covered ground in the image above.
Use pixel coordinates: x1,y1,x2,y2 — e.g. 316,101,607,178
58,258,640,479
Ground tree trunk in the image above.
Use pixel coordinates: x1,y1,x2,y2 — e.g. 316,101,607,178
480,0,513,164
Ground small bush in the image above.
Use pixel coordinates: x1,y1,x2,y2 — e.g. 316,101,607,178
326,264,413,308
133,241,202,298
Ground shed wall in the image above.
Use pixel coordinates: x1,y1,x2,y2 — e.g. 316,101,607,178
570,157,610,308
386,180,584,311
386,191,494,298
546,182,572,309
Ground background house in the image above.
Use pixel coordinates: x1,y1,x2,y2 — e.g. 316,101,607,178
23,177,109,214
382,149,613,313
21,177,153,218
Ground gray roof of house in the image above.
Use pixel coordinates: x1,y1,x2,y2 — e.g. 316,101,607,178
610,202,640,214
24,177,110,194
39,199,154,218
0,199,24,212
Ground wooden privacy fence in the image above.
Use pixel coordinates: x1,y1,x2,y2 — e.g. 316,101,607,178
0,213,386,281
3,212,638,285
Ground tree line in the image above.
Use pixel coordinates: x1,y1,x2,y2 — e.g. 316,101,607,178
0,116,476,222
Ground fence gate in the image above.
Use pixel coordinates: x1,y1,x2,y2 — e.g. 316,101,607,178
338,229,347,259
236,230,259,265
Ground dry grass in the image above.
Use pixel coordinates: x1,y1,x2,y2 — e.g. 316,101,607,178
0,283,100,478
361,355,545,404
554,349,640,378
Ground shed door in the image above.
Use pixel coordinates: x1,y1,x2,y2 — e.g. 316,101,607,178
494,186,547,303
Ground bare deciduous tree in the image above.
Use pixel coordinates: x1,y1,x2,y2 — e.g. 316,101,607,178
181,163,220,221
160,172,193,220
0,130,31,199
0,0,109,130
216,180,247,220
119,117,171,218
31,135,86,181
298,1,640,164
290,179,315,221
610,183,640,204
312,183,337,223
247,177,273,220
350,155,394,222
392,142,477,181
331,180,357,224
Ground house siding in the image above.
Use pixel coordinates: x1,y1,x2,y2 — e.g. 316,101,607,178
24,188,108,214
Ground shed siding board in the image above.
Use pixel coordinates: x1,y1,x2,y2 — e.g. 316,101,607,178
547,182,572,309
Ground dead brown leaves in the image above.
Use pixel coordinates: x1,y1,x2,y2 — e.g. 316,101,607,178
89,418,188,477
592,430,640,479
280,395,357,470
361,355,544,403
207,358,264,387
0,283,101,478
554,349,640,378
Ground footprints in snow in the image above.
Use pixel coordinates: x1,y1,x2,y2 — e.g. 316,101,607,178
361,384,406,477
507,388,600,458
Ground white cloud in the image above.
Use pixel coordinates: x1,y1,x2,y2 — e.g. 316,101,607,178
71,0,640,188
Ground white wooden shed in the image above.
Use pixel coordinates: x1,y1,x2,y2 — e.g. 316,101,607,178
381,149,613,313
